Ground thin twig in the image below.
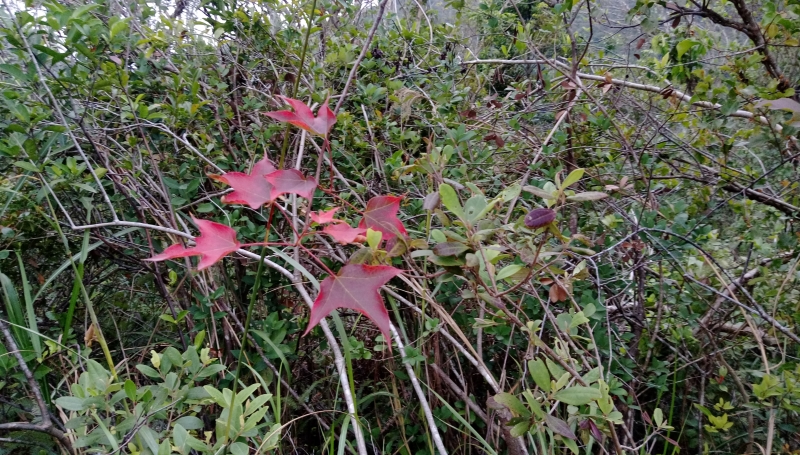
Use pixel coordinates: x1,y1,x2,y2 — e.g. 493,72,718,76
0,318,75,454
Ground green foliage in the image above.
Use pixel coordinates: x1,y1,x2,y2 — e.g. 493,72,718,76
59,344,278,454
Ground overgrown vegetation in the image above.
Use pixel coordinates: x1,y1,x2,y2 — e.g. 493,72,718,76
1,0,799,453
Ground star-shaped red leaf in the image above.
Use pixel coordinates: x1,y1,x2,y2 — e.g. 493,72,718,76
304,264,402,343
145,217,241,270
358,195,407,240
209,157,276,209
264,95,336,136
322,223,366,244
265,169,317,200
310,207,343,224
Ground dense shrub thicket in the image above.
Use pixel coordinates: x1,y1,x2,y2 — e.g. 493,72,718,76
1,0,799,453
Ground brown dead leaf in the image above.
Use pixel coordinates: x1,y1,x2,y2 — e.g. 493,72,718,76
549,281,569,302
85,323,97,347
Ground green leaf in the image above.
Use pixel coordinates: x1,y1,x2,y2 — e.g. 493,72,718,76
174,416,204,430
523,185,555,199
196,203,215,213
230,442,249,455
55,396,86,411
510,420,531,437
566,191,608,202
135,364,161,378
262,423,282,450
569,311,590,328
432,242,470,256
496,264,524,281
366,228,382,249
14,161,39,172
71,183,97,193
545,358,566,381
521,389,544,418
196,364,226,378
498,182,521,202
720,98,739,116
752,374,782,400
582,367,601,384
554,386,602,406
676,39,699,59
124,379,136,401
137,426,159,454
464,194,488,222
564,437,579,454
242,405,269,433
493,392,530,417
654,408,664,428
439,183,465,220
528,359,551,393
0,64,28,82
561,168,584,189
253,329,292,381
173,423,187,450
109,18,130,40
235,384,261,406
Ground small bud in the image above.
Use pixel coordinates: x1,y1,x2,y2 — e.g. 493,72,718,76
524,208,556,228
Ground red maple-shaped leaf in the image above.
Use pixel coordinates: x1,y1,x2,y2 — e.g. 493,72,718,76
265,170,317,200
209,157,276,209
323,223,366,244
310,207,343,224
145,217,241,270
304,264,402,343
264,95,337,136
359,196,407,240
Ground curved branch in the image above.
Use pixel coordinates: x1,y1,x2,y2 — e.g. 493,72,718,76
461,59,785,132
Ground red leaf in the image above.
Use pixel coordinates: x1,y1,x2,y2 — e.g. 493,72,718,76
310,207,343,224
265,169,317,200
145,217,240,270
264,95,337,136
323,223,366,244
359,195,407,240
525,208,556,228
663,436,680,447
304,264,402,343
460,109,477,119
544,414,577,440
209,157,276,209
588,419,603,441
